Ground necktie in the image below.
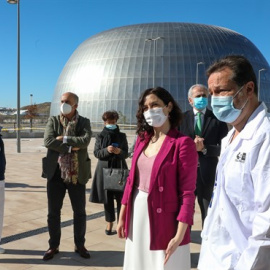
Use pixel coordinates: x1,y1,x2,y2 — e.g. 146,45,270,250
195,112,202,136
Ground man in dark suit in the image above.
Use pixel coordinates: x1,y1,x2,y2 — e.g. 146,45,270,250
179,84,228,227
42,92,92,260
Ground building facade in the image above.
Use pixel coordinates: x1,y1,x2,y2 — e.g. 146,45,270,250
50,22,270,130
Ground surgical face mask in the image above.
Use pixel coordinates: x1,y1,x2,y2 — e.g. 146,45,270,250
106,124,117,130
60,103,73,115
211,85,248,123
193,97,208,110
143,106,168,127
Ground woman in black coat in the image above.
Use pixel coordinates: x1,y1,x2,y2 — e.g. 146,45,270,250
90,111,128,235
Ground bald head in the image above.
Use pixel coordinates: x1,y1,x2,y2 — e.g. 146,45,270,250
60,92,79,120
61,92,79,105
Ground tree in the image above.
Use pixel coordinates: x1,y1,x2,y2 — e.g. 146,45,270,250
24,104,38,132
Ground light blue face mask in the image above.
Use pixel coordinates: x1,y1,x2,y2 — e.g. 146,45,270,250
193,97,208,110
106,124,117,130
211,85,248,123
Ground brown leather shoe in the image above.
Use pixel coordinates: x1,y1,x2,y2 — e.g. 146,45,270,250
75,246,90,259
43,247,59,261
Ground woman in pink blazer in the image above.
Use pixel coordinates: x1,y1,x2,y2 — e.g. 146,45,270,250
117,87,198,270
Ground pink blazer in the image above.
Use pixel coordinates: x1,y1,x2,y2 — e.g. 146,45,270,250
122,128,198,250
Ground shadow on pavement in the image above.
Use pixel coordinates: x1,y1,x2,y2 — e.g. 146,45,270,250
191,230,202,244
191,252,199,268
0,249,124,267
5,182,45,189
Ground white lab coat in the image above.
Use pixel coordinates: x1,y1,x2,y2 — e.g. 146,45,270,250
198,102,270,270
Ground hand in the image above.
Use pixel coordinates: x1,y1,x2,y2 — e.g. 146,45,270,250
164,237,181,265
112,147,121,155
117,205,126,239
56,136,63,141
107,145,114,153
194,135,204,152
107,145,121,154
72,147,80,151
116,220,126,239
164,222,188,265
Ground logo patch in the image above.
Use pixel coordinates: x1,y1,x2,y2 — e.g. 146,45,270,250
235,152,246,163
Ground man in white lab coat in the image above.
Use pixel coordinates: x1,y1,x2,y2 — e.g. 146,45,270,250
198,55,270,270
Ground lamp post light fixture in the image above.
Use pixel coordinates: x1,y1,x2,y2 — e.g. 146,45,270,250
196,62,204,84
7,0,21,153
258,68,266,101
145,37,164,87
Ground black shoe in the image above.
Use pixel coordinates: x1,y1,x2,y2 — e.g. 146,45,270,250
43,247,59,261
75,246,90,259
105,229,112,235
105,229,117,235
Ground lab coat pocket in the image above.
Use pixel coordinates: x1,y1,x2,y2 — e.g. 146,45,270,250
224,161,246,204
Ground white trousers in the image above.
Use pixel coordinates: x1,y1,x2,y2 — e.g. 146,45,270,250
0,181,5,243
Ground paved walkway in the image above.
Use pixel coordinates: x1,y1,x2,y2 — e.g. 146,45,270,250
0,137,201,270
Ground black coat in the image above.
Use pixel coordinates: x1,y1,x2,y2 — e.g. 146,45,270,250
179,109,228,188
90,126,128,203
0,135,6,181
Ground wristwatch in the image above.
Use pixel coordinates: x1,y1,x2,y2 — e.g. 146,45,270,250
202,147,207,155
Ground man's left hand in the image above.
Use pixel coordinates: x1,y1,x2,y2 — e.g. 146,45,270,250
194,135,205,152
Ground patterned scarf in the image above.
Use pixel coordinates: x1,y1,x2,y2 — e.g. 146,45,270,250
58,111,79,184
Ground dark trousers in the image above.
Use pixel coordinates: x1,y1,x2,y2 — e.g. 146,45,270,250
196,167,214,228
47,168,86,248
104,191,122,223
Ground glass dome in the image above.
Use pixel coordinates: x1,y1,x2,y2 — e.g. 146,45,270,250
50,22,270,130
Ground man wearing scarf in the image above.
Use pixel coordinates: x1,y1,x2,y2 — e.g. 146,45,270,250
42,92,92,260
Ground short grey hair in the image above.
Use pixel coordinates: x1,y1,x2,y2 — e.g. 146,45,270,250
188,84,208,98
63,92,79,104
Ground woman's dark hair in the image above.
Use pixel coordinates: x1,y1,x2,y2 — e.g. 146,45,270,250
207,55,258,95
136,87,183,138
102,110,119,121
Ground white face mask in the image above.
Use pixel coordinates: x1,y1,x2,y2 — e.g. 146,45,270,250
60,103,72,115
143,107,168,127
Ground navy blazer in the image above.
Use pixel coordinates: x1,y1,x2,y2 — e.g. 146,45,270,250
179,108,228,187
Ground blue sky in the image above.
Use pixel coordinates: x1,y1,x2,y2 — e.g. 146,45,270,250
0,0,269,108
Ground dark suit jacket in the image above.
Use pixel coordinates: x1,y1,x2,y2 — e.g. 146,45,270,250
179,108,228,187
42,115,92,184
0,135,6,181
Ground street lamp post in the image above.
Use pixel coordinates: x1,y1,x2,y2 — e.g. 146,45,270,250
258,68,266,101
7,0,21,153
145,37,164,86
196,62,204,84
29,94,33,132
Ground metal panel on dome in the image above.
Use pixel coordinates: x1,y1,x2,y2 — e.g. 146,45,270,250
50,22,270,131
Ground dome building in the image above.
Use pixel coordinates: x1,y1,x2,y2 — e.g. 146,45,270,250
50,22,270,130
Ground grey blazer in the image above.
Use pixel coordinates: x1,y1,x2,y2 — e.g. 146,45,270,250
42,115,92,184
